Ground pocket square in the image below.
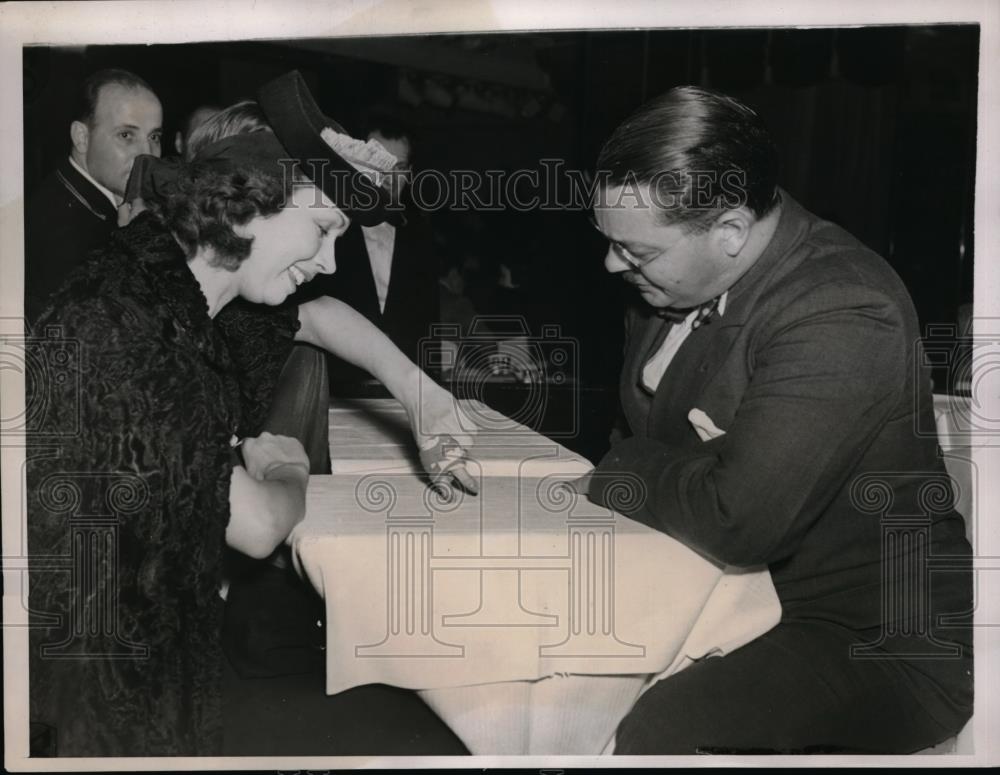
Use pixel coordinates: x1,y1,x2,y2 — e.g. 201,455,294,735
688,408,726,442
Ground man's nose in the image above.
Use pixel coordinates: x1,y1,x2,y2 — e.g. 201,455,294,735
604,247,631,274
132,137,157,159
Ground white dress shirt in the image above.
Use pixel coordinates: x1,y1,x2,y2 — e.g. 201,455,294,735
641,292,729,393
68,155,121,209
361,221,397,314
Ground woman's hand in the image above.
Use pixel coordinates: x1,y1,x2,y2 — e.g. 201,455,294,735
403,377,479,497
241,431,310,482
295,297,479,496
227,433,310,559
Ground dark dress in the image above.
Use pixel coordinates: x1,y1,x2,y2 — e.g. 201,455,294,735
26,214,298,756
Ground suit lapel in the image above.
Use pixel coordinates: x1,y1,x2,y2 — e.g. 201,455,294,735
637,189,812,437
57,157,118,223
382,225,405,318
619,310,670,434
648,320,742,437
341,222,383,323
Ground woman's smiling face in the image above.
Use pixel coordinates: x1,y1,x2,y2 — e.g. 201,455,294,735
234,184,349,305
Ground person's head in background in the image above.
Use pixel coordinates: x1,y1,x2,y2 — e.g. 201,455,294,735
184,100,271,160
70,69,163,202
174,104,221,157
362,111,413,206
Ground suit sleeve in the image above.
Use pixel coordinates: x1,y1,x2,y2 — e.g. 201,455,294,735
590,280,906,566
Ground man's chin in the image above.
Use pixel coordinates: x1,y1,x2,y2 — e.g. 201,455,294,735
636,286,673,307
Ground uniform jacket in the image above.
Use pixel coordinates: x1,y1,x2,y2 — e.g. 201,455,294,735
25,157,119,324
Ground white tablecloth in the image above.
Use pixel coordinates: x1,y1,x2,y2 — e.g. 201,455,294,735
290,399,781,754
328,397,593,477
933,394,975,541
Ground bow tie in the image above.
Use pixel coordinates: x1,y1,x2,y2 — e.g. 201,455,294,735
657,296,721,329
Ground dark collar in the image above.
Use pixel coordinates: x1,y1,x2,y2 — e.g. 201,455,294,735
54,156,119,223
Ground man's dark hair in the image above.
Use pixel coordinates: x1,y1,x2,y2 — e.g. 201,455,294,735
76,68,156,126
596,86,779,231
362,110,412,145
362,109,417,171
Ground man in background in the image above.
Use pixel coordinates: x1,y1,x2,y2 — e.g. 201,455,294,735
322,113,441,385
174,104,220,157
25,68,162,322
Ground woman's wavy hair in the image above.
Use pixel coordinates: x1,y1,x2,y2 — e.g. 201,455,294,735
147,164,291,270
147,100,294,269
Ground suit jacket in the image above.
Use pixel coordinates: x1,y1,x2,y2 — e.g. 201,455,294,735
590,192,971,714
318,212,440,384
25,157,119,324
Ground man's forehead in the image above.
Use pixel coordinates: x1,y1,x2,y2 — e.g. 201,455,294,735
93,83,162,123
595,188,657,224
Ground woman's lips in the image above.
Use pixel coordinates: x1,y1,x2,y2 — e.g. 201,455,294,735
288,265,309,286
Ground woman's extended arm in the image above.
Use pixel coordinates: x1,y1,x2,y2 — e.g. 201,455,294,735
296,296,478,494
296,295,422,402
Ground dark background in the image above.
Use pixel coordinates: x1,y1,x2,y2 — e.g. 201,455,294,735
22,26,979,460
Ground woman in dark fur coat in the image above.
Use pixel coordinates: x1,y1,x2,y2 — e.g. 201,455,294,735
25,71,469,757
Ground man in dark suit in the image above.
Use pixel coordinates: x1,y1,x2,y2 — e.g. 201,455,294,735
585,87,973,754
25,68,162,322
321,114,440,385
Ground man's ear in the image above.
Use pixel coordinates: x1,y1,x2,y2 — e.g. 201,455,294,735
713,208,754,257
70,121,89,156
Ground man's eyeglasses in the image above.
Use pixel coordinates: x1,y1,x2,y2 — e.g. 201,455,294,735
588,215,667,271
